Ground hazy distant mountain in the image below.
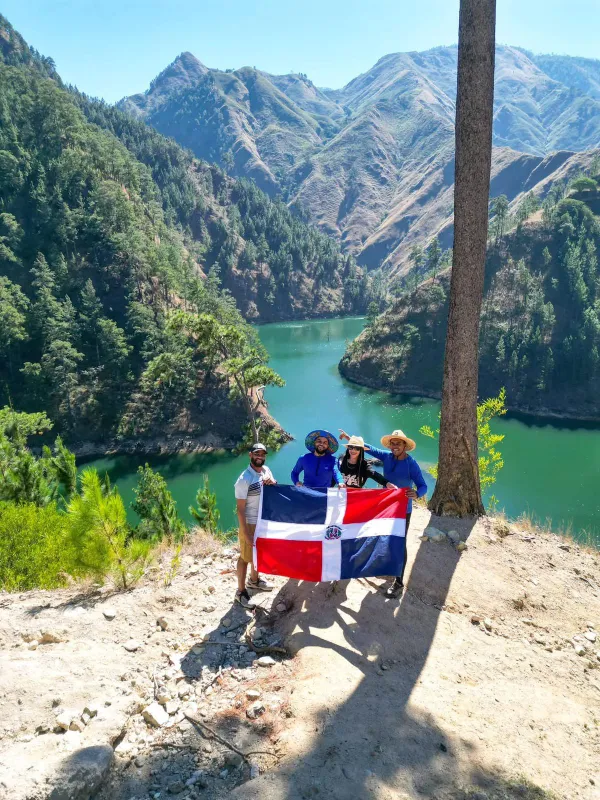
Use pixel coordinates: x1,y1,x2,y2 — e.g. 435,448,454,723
121,45,600,272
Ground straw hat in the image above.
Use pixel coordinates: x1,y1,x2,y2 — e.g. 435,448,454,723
380,429,416,451
305,429,339,454
342,435,370,451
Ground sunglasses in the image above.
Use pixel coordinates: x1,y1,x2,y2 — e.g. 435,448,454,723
347,446,361,451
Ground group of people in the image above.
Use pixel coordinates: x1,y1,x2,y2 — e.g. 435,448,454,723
233,427,427,609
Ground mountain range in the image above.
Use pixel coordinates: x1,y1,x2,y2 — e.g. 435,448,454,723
120,46,600,273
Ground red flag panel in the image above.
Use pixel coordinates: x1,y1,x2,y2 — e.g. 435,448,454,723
343,487,408,524
256,538,323,582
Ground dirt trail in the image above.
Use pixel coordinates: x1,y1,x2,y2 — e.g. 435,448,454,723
1,510,599,800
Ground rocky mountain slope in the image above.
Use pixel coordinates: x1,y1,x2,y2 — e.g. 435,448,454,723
121,47,600,272
2,513,599,799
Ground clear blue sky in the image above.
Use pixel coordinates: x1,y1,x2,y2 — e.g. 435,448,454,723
3,0,599,103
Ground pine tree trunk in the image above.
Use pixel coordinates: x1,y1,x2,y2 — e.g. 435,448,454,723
429,0,496,517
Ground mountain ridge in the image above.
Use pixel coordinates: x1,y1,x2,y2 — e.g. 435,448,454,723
120,45,600,272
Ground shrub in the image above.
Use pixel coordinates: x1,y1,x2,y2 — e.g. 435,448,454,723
68,468,153,589
132,464,187,542
189,474,220,535
0,501,72,591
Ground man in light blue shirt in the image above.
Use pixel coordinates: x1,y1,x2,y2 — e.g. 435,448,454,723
339,428,427,599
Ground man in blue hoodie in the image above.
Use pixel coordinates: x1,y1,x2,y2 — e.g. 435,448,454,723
340,427,427,599
291,429,345,489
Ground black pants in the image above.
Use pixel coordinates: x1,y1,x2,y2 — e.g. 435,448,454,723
395,512,411,584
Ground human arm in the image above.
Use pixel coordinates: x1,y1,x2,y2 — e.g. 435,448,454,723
236,499,253,547
363,443,388,461
291,456,304,486
338,429,350,441
263,466,276,485
409,459,428,499
365,466,389,488
333,456,345,488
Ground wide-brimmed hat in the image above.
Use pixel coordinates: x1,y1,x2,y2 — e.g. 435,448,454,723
342,435,370,451
305,429,339,454
380,429,416,451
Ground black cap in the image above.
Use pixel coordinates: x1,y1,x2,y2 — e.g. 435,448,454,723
250,443,268,454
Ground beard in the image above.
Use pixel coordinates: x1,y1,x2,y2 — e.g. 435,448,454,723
314,445,328,454
251,456,265,467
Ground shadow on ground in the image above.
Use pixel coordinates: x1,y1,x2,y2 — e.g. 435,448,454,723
88,513,554,800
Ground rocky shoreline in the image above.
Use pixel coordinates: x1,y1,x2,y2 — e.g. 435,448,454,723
338,361,600,425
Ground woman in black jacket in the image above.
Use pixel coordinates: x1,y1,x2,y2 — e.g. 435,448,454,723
338,435,395,489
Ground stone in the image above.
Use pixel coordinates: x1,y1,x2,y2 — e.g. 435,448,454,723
574,644,586,656
424,526,446,543
276,603,287,613
584,630,597,643
168,779,185,794
28,642,38,650
456,541,468,552
586,621,595,629
55,711,75,731
40,630,64,645
83,702,99,719
470,616,481,625
186,770,205,787
250,763,260,779
222,618,232,628
224,751,244,768
247,701,266,719
257,656,276,667
178,684,191,699
69,718,85,733
484,618,493,631
157,617,169,631
48,745,113,800
102,607,116,620
245,689,262,700
446,530,461,544
157,689,171,704
123,639,141,652
143,702,170,728
165,700,180,715
21,631,39,643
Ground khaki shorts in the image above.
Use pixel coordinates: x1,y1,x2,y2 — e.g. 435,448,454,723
238,523,256,564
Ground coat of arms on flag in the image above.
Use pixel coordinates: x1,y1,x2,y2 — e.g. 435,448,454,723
253,486,409,582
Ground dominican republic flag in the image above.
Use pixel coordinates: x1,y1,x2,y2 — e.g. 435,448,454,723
253,486,408,582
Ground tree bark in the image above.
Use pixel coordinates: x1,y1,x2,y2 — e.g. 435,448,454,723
429,0,496,517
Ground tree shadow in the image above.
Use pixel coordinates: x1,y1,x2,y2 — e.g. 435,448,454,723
91,514,556,800
226,513,556,800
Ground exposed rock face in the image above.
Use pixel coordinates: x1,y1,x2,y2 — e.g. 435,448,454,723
120,47,600,271
48,746,113,800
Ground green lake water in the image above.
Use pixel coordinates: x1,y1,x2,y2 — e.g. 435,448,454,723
87,317,600,543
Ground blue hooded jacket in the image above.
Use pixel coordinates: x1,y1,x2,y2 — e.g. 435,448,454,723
291,452,344,488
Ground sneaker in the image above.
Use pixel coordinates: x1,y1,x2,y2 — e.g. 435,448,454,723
384,580,404,599
235,589,256,609
247,577,273,592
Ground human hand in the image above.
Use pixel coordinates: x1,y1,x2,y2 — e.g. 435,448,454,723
338,429,350,441
338,483,345,489
386,482,397,489
263,478,276,485
406,489,417,499
296,482,303,487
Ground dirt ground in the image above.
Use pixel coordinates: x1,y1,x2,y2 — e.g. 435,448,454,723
1,509,599,800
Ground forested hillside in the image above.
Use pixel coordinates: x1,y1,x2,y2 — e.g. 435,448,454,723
340,178,600,419
0,14,373,447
